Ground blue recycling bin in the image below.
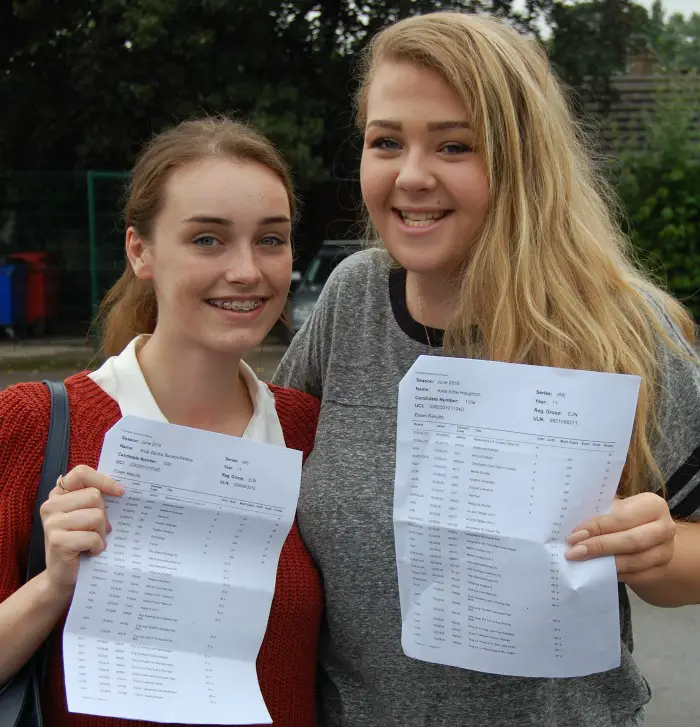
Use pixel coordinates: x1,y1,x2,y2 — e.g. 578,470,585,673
0,263,28,329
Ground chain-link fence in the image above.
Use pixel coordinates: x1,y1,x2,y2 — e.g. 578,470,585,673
0,171,129,336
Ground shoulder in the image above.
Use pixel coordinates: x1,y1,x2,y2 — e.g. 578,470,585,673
645,294,700,401
317,247,391,307
339,246,390,273
632,287,695,353
630,289,699,401
0,383,50,475
639,295,700,516
0,372,119,443
0,371,109,411
0,384,51,508
330,246,390,287
309,246,392,328
268,385,320,460
0,381,50,425
64,370,119,408
269,384,321,421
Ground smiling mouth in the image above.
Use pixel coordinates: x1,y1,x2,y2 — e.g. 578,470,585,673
393,209,452,227
206,298,265,312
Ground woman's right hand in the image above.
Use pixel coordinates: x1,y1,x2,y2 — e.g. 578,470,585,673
39,465,125,594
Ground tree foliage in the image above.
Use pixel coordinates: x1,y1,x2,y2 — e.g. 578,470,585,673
646,1,700,70
2,0,698,294
0,0,547,182
613,73,700,316
546,0,650,111
546,0,700,108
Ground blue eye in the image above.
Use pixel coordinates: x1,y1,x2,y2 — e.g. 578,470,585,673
440,142,472,155
369,137,402,151
194,235,219,247
259,235,286,247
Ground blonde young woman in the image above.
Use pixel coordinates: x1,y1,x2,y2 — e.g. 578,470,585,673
273,12,700,727
0,118,322,727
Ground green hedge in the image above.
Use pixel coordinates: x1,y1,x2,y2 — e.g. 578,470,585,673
611,73,700,319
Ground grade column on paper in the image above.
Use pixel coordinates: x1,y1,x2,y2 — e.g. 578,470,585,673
447,427,469,649
529,386,620,539
526,385,623,663
536,434,618,662
198,454,285,703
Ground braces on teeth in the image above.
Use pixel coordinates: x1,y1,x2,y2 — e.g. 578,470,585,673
209,300,262,311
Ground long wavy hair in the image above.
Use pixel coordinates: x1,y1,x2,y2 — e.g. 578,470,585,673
356,12,696,496
96,116,296,358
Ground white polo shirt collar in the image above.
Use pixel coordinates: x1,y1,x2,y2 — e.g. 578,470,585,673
88,336,285,446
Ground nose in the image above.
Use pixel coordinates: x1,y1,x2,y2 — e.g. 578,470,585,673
395,150,436,193
224,241,264,287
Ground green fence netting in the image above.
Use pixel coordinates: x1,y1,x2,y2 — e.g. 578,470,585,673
0,170,129,335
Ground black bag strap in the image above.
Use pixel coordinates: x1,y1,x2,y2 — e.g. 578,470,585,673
26,381,71,581
23,381,70,727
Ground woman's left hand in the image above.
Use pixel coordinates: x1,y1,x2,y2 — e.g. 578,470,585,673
565,492,676,587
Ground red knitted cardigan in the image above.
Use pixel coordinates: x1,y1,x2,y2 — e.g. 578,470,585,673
0,372,322,727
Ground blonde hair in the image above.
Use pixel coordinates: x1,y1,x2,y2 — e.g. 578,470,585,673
356,12,696,496
96,116,295,357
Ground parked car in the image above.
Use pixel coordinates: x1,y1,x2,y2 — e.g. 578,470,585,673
286,240,362,341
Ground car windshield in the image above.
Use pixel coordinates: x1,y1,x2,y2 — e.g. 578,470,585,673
304,250,348,286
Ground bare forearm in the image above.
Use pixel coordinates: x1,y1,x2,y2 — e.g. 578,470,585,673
0,572,72,683
631,522,700,607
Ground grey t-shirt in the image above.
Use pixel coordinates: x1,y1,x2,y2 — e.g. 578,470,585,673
273,248,700,727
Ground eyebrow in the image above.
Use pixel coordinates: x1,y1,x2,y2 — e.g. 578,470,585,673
427,121,472,131
366,120,472,131
182,215,291,226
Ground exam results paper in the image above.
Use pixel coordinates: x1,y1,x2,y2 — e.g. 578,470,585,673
394,356,641,678
63,415,302,724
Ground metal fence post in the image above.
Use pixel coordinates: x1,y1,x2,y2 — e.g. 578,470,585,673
86,170,100,350
86,170,129,350
87,170,99,322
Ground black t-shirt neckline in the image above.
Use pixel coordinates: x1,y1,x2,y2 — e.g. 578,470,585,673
388,266,444,348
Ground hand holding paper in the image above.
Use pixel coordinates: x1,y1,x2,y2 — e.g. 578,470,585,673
41,466,124,592
566,492,676,587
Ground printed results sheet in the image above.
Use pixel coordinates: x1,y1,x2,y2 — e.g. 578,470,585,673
63,415,302,724
394,356,640,678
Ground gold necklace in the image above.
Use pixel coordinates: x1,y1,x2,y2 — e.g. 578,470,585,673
416,292,435,355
